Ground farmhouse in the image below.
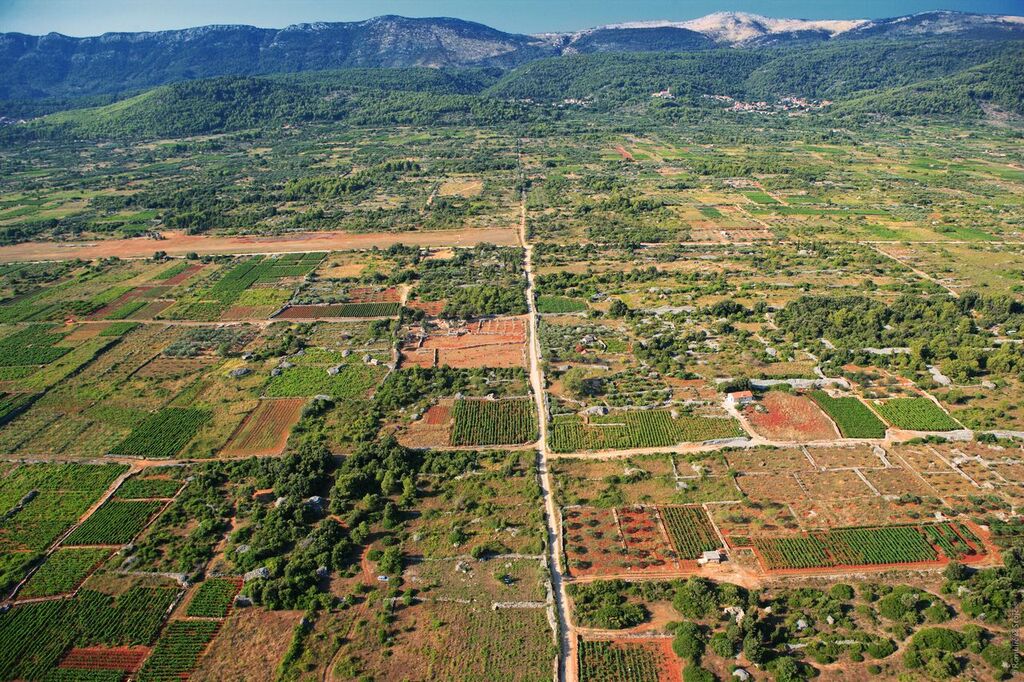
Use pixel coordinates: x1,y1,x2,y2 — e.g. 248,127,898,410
698,549,724,565
726,390,755,407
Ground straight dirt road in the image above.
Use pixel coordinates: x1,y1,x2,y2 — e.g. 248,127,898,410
518,145,576,682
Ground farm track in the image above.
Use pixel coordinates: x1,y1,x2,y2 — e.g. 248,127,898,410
519,150,575,682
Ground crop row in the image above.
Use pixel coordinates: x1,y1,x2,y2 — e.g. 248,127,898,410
135,620,221,682
755,524,949,570
578,640,661,682
18,547,111,599
0,587,179,680
65,501,164,546
451,398,538,446
550,410,741,453
110,408,211,459
114,477,182,500
660,506,719,559
873,398,961,432
0,463,128,553
0,325,70,367
185,578,242,618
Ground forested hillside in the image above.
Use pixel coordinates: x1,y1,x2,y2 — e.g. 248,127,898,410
3,37,1022,142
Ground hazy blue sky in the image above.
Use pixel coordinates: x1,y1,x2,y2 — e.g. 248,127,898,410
1,0,1022,36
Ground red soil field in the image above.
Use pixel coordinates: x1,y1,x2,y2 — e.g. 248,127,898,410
406,299,446,316
400,316,527,369
614,145,635,161
60,646,150,672
744,392,839,442
580,638,682,682
346,286,401,303
221,398,306,457
563,506,684,579
0,228,520,262
421,404,452,425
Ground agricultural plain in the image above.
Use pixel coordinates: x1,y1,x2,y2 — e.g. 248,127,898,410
0,108,1022,682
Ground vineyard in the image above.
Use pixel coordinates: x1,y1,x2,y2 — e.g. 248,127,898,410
185,578,242,618
0,391,38,428
110,408,212,458
578,640,664,682
0,586,179,680
114,477,181,500
450,398,538,446
750,523,977,570
809,391,886,438
550,410,741,453
18,547,111,598
536,295,587,314
873,398,961,431
0,325,71,367
136,620,221,682
65,501,164,546
0,463,128,552
334,302,401,317
660,506,720,559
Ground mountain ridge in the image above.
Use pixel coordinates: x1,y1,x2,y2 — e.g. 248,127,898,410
1,11,1022,100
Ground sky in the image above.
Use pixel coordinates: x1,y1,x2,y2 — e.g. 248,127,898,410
1,0,1022,36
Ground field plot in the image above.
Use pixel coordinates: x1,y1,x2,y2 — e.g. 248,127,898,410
557,405,741,454
809,391,887,438
332,599,554,682
135,356,217,380
18,547,112,599
550,410,741,453
400,401,453,448
264,359,385,399
114,476,182,500
64,500,165,546
0,584,180,680
797,470,876,499
136,619,221,682
274,301,400,319
450,398,538,446
753,521,987,572
806,444,885,469
400,316,527,369
873,398,962,431
404,452,545,559
724,446,813,472
0,462,127,554
58,645,150,675
659,506,721,559
578,639,680,682
220,398,305,456
563,506,681,578
404,557,548,603
185,578,243,618
742,392,839,442
110,408,212,458
191,609,304,682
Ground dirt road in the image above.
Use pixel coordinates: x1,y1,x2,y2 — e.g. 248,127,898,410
518,147,576,682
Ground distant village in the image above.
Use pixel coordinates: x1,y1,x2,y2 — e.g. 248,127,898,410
700,93,833,113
